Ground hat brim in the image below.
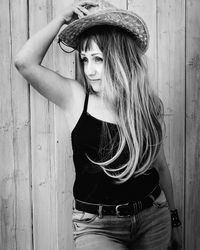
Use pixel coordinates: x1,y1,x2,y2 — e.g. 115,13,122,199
58,9,149,53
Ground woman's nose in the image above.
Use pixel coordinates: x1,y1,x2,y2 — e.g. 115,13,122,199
86,62,96,76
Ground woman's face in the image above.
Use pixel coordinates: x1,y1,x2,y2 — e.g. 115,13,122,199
80,40,103,93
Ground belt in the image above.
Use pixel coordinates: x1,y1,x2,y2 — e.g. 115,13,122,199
75,185,161,218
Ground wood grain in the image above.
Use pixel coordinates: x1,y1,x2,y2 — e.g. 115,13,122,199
53,0,75,249
0,1,16,248
186,0,200,249
0,0,32,249
157,0,185,201
128,0,158,90
29,0,57,249
157,0,185,245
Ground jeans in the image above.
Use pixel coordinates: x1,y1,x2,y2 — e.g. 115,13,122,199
72,191,171,250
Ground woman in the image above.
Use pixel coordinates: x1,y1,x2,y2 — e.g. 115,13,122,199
14,1,182,249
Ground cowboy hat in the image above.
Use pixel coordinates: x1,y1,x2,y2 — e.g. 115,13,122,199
58,0,149,53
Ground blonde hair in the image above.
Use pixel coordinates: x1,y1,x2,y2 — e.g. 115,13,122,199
78,26,164,183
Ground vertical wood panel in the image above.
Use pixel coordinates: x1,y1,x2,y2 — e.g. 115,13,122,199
0,1,17,248
110,0,127,9
128,0,157,90
186,0,200,249
157,0,185,244
29,0,57,249
10,0,32,249
0,0,32,249
53,0,75,249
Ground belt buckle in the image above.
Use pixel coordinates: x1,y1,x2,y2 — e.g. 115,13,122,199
115,203,130,217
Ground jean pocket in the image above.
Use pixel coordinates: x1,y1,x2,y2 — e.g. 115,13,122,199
72,209,98,223
153,200,169,208
72,210,98,236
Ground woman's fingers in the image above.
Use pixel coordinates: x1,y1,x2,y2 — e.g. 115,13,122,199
74,6,87,18
60,1,99,24
77,5,89,15
79,1,99,8
73,2,99,19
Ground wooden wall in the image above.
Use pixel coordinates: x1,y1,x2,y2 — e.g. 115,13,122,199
0,0,199,249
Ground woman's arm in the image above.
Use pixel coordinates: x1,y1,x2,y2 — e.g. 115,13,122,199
14,12,75,110
14,2,96,110
154,143,175,210
155,144,182,248
15,16,65,67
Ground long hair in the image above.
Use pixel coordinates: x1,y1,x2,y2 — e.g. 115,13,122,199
77,25,165,183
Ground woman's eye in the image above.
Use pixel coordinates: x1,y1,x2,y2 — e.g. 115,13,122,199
81,57,88,63
95,57,103,62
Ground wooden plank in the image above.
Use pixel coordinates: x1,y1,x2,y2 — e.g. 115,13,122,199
29,0,57,249
157,0,185,244
0,1,16,249
52,0,75,249
110,0,127,9
128,0,158,90
185,0,200,248
0,0,32,249
10,0,33,249
0,1,32,250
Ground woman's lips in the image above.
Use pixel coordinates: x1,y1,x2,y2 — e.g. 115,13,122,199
87,79,100,82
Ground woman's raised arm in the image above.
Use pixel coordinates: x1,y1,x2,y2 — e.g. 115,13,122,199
14,3,96,110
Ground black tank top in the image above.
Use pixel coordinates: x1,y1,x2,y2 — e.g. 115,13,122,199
71,93,159,204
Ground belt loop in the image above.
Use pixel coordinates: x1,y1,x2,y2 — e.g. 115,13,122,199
98,205,103,218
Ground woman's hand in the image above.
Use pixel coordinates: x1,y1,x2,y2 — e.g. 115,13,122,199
61,1,99,24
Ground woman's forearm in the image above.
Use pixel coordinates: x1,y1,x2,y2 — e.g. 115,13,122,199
158,166,176,210
15,16,65,67
154,144,176,210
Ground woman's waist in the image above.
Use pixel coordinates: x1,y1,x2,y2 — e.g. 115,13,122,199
73,185,162,217
73,178,160,205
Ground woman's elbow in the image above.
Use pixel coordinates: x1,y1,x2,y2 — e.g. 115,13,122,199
14,54,34,78
14,55,27,72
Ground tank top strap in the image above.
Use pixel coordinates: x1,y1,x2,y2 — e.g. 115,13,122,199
83,93,89,113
